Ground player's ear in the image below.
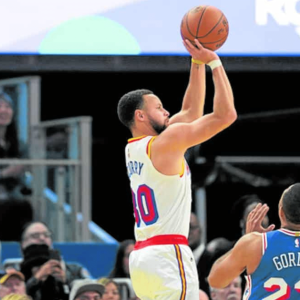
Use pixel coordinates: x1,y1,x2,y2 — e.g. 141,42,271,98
135,110,144,120
279,204,286,223
239,219,244,230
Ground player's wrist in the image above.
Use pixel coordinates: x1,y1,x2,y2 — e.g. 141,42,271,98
207,59,222,70
191,58,204,65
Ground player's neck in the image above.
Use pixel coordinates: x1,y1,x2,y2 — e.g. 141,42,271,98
281,224,300,231
132,126,157,138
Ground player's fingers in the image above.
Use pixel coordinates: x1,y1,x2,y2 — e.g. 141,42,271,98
254,203,263,210
182,40,189,50
254,204,269,221
183,41,196,54
194,39,203,49
252,204,266,221
183,39,195,49
247,203,262,221
264,224,275,232
247,211,255,223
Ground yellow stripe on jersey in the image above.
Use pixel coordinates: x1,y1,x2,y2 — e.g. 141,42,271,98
128,135,147,143
179,160,185,177
174,244,187,300
147,136,157,158
146,136,185,177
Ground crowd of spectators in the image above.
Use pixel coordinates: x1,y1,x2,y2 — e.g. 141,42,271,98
0,191,273,300
0,220,139,300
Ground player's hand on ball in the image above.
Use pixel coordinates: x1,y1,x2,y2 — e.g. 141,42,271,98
245,203,275,234
183,39,219,64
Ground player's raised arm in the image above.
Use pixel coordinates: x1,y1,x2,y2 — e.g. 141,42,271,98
159,40,236,154
170,39,219,125
208,232,262,289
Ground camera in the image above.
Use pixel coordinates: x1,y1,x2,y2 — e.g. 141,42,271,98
49,249,61,261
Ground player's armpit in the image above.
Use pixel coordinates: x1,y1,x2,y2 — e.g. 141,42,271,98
155,112,235,155
179,112,235,150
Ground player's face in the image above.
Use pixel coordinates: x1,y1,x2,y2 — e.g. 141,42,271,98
143,94,170,134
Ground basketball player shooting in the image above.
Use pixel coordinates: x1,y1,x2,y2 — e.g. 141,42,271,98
117,39,237,300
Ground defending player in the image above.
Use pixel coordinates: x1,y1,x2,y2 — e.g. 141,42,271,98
208,183,300,300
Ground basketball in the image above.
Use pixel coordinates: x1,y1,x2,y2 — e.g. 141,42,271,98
180,5,229,51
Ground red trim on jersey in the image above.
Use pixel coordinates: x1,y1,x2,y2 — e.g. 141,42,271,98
244,275,252,300
279,228,300,236
262,232,267,254
134,234,188,250
128,135,147,143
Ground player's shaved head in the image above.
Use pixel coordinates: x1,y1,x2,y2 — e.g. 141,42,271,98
281,183,300,224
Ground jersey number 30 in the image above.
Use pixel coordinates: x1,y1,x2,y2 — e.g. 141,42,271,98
131,184,159,227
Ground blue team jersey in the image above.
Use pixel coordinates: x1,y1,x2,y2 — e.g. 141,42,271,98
243,229,300,300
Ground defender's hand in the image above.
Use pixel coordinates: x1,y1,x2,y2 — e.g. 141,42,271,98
246,203,275,234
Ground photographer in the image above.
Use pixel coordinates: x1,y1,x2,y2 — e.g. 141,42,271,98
20,244,69,300
20,221,92,284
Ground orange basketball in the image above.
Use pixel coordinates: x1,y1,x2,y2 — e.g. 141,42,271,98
180,5,229,51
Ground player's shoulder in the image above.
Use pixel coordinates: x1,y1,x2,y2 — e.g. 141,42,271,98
235,232,262,250
127,135,154,152
153,123,188,149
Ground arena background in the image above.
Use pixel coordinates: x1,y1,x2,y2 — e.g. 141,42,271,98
1,66,299,243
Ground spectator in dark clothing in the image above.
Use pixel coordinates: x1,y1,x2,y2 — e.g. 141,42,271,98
197,237,234,300
188,212,205,287
108,239,134,279
3,221,92,288
230,194,270,240
0,92,29,201
20,221,92,285
20,244,69,300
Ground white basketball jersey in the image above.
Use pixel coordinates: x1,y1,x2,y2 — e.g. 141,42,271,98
125,135,192,242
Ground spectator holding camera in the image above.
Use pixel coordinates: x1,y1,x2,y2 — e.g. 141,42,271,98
20,244,69,300
20,221,92,285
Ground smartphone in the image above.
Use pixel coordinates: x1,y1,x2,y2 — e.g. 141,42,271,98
49,249,61,261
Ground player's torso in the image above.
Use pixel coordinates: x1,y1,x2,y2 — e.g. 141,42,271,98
125,135,192,241
244,229,300,300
